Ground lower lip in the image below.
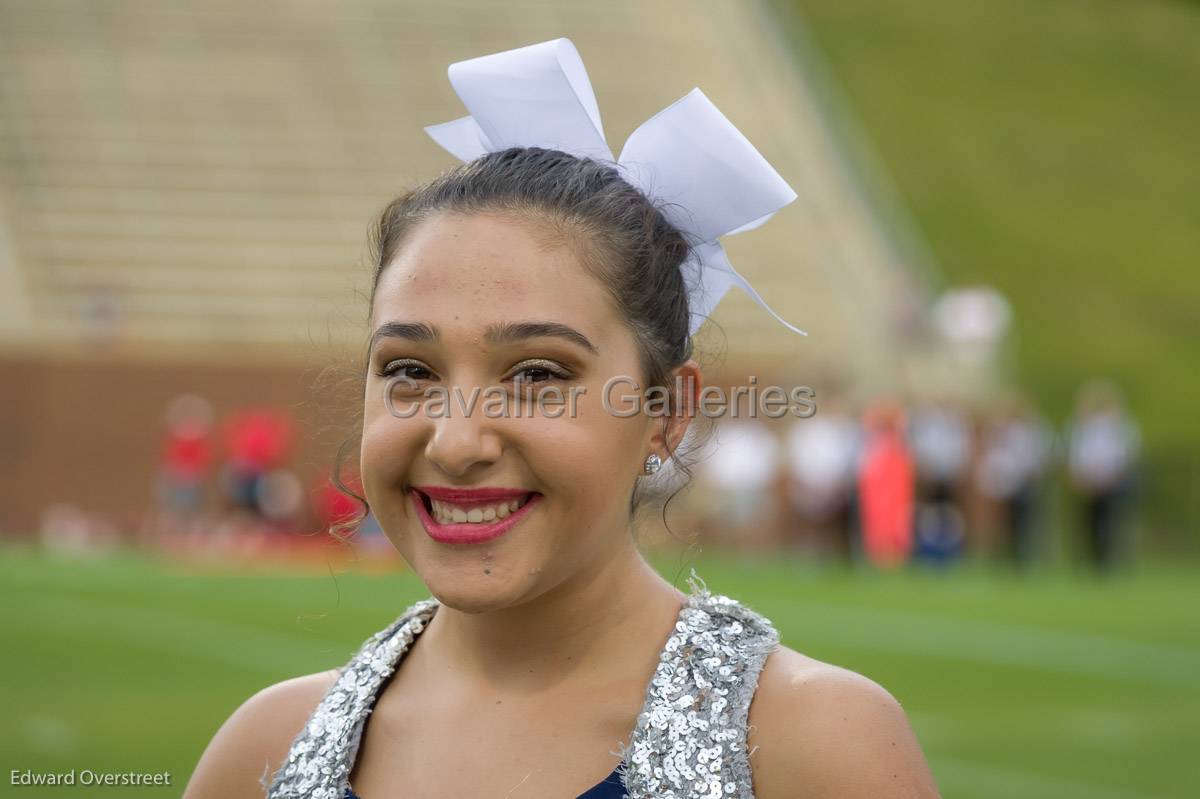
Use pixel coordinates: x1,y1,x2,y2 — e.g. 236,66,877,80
410,489,541,545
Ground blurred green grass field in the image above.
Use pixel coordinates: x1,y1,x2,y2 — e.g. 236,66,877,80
3,542,1197,798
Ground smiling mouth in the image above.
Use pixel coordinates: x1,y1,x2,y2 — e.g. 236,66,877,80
413,489,536,525
409,487,542,545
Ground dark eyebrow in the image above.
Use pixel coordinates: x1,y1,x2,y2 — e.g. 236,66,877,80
486,321,599,355
369,320,599,355
369,321,437,352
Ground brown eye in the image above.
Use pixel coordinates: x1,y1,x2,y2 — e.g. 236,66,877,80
376,360,434,381
509,361,570,384
515,367,557,383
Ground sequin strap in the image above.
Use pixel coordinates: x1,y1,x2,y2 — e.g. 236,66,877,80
262,597,440,799
615,574,782,799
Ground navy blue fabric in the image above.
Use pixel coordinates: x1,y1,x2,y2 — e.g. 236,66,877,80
574,764,627,798
343,764,625,798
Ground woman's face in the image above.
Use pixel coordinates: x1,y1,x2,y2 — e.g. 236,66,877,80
361,210,688,611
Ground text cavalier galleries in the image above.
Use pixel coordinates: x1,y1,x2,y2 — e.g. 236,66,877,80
382,373,818,420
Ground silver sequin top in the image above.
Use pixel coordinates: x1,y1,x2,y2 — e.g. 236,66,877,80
262,573,780,799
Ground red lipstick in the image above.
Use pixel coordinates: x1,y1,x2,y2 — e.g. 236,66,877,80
409,486,541,545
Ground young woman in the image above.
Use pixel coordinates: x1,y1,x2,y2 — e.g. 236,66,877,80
183,40,941,799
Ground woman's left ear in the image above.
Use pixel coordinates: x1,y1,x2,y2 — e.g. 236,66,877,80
647,359,703,462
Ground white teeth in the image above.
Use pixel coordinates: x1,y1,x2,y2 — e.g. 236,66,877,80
430,495,529,525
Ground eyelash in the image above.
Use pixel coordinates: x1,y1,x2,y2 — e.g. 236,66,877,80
374,358,571,384
374,361,430,381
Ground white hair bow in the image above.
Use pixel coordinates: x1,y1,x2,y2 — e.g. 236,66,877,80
425,37,806,338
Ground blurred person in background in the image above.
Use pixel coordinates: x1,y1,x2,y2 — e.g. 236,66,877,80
1065,379,1141,574
313,467,389,554
975,390,1053,571
695,418,784,550
907,396,971,567
783,393,862,562
254,468,306,534
313,467,362,538
218,407,296,530
857,399,915,569
153,394,215,538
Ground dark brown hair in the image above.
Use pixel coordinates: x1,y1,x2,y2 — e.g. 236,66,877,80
329,146,715,541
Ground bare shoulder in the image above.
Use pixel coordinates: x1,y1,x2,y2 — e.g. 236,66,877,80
182,668,341,799
746,645,942,799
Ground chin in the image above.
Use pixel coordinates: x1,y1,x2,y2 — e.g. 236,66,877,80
419,562,538,614
425,584,524,615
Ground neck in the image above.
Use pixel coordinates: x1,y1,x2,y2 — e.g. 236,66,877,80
417,543,686,695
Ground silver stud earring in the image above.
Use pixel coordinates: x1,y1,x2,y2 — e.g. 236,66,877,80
643,453,662,475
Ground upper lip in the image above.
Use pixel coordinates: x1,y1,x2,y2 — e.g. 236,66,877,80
412,485,536,507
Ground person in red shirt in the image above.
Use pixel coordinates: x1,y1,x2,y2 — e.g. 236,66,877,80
219,407,295,518
156,394,215,526
857,400,916,569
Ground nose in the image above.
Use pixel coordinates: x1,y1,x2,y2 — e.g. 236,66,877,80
423,408,503,478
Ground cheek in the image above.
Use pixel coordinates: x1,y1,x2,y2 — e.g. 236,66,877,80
518,394,645,513
359,408,421,511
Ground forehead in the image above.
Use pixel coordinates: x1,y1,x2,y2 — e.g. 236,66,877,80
372,211,619,337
